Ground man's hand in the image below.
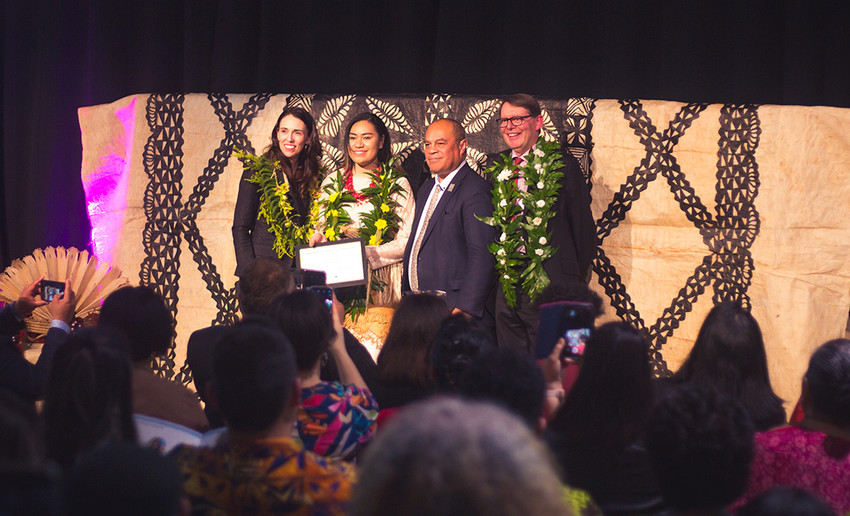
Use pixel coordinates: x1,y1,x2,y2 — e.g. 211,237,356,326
15,276,48,316
48,279,76,324
541,337,568,387
451,307,471,318
308,231,326,247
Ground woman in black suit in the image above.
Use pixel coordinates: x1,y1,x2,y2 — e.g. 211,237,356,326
232,106,323,276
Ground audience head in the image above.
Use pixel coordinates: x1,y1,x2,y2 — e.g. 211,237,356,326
674,302,783,429
64,442,185,516
237,257,293,316
550,321,653,447
0,391,44,467
344,112,392,170
266,290,334,374
534,282,604,318
457,347,545,431
430,315,495,392
98,285,173,362
377,293,449,389
213,320,298,433
645,384,754,514
738,487,836,516
42,327,136,470
803,338,850,426
351,397,567,516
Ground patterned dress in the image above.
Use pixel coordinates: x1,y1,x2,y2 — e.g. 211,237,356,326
170,435,356,516
296,381,379,460
731,425,850,514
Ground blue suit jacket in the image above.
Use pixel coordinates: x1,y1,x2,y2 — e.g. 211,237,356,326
402,164,497,318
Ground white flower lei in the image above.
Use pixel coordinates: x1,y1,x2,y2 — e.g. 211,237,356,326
477,137,564,307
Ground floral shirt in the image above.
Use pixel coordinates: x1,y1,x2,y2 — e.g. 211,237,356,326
297,381,379,460
170,435,355,516
731,425,850,514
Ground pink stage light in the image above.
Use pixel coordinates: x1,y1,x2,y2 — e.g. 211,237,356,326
80,97,136,264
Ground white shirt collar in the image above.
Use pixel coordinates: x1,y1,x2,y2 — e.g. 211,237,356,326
434,161,464,189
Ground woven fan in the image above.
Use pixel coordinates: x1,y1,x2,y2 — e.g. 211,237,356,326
0,247,129,342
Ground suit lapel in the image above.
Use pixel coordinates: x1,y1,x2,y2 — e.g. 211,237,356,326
420,165,469,247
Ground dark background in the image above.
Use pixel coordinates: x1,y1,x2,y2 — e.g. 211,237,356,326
3,0,849,268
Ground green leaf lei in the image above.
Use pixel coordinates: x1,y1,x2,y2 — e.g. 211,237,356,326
477,137,564,307
235,148,321,259
320,157,406,246
318,169,356,241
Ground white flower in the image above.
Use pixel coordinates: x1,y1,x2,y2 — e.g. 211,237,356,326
539,237,547,245
500,233,507,242
536,200,545,208
532,217,542,225
537,181,544,189
497,248,505,256
533,147,545,158
499,199,508,208
497,169,512,182
535,248,544,256
534,163,543,172
503,274,510,280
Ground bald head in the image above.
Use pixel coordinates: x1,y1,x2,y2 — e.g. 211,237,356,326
424,119,468,178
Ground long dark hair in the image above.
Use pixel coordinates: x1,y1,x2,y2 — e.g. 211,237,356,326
550,321,654,451
265,291,335,373
343,112,392,171
377,293,450,388
265,106,323,198
42,327,136,471
805,338,850,426
673,302,785,431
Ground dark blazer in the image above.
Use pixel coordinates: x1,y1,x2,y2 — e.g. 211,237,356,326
232,165,309,276
0,305,68,401
402,164,497,318
488,149,597,286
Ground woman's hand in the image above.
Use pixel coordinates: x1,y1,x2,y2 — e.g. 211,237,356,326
308,231,326,246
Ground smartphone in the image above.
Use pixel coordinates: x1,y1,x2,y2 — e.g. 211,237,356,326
292,269,327,290
40,280,66,302
307,286,334,313
534,301,595,360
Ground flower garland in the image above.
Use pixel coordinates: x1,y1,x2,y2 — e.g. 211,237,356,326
320,157,406,247
477,137,564,307
319,169,356,241
235,148,320,258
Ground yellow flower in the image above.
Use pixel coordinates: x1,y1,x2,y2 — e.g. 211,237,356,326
369,234,381,246
380,203,390,213
375,218,387,230
275,183,289,197
328,209,339,219
328,191,339,203
325,227,336,240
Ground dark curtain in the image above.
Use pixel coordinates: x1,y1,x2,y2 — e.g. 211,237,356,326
3,0,849,268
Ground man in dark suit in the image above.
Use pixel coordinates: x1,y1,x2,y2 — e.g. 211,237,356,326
403,118,496,327
493,94,597,352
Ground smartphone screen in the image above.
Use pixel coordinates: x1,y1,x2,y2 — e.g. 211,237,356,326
41,280,65,302
535,301,595,359
307,286,334,313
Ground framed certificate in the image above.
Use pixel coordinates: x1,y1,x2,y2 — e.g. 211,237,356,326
295,238,368,288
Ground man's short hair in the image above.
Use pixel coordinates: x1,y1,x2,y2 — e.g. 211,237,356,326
98,286,173,361
502,93,541,117
432,118,466,143
645,385,754,513
213,320,296,433
238,257,293,316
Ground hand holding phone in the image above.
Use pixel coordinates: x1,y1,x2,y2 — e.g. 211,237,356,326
535,301,595,360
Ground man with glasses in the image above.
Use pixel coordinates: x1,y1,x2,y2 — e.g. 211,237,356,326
491,94,596,352
403,118,496,327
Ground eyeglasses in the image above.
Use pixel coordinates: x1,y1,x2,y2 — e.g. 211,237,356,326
497,115,532,128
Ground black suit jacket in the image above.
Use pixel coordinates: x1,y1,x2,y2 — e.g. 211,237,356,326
402,164,497,318
0,305,68,401
232,165,309,276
